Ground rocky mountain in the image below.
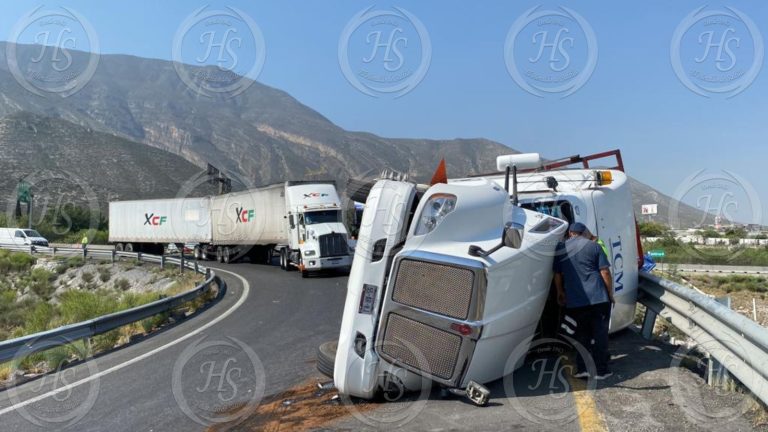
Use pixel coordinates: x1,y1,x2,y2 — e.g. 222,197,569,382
0,42,711,228
0,112,213,213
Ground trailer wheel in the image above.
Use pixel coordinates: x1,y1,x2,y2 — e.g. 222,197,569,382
223,247,232,264
125,243,134,252
316,341,337,379
115,243,124,252
193,246,201,260
216,247,224,263
201,247,209,261
264,247,273,265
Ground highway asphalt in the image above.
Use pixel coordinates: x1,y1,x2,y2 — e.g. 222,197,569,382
0,260,764,431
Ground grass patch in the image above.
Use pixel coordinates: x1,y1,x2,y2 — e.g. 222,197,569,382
0,250,37,273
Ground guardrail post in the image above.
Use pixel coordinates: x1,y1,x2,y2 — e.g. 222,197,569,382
641,308,658,340
111,250,116,263
52,247,56,258
194,261,199,274
707,297,736,390
29,245,34,255
137,252,142,262
160,255,165,269
180,253,185,273
206,268,211,279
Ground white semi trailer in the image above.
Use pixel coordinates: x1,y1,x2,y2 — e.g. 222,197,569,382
327,149,641,404
109,181,352,276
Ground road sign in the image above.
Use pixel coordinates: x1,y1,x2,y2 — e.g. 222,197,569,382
649,250,665,258
17,180,31,204
641,204,658,215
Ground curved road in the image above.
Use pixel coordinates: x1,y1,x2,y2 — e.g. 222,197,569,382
0,262,762,431
0,262,348,432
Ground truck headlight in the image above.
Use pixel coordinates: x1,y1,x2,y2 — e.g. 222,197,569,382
414,193,457,236
304,250,316,257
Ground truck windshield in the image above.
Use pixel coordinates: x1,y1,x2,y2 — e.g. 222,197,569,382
23,230,42,238
304,210,341,225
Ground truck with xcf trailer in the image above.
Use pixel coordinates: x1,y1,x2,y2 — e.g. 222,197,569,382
108,181,352,277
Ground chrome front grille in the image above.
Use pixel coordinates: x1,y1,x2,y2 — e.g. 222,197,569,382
392,259,475,320
319,233,348,257
379,313,462,380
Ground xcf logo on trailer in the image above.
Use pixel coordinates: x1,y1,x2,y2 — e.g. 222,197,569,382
236,207,254,223
144,213,167,226
304,193,329,199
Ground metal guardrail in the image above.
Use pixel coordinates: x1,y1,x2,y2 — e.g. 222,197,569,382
638,272,768,406
0,243,223,364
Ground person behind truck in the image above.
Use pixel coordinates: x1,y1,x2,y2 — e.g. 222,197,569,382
553,222,615,380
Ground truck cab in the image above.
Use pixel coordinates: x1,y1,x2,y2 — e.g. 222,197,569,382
279,182,352,276
331,150,640,401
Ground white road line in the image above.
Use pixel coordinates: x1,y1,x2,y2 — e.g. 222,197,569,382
0,268,250,418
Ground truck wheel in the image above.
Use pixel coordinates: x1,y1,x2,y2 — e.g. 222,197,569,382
194,246,201,260
125,243,134,252
201,247,209,261
279,248,286,270
216,247,224,263
316,341,337,379
264,247,273,265
115,243,124,252
223,247,232,264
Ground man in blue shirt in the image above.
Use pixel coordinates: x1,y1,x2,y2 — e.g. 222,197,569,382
553,222,615,380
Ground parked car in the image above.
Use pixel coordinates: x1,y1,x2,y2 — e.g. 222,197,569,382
0,228,49,247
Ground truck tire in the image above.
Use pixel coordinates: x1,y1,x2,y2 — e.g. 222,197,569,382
194,246,202,260
264,247,273,265
216,246,224,263
115,243,124,252
317,341,337,379
223,247,232,264
125,243,134,252
279,248,287,270
201,247,209,261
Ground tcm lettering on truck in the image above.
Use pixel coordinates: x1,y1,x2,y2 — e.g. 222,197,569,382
320,149,641,406
108,181,352,277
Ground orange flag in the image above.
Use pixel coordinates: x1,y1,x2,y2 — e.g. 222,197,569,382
430,159,448,185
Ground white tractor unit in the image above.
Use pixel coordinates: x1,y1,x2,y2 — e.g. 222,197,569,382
325,150,641,404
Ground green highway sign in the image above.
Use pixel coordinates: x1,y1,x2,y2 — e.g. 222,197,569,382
649,250,665,258
17,180,31,204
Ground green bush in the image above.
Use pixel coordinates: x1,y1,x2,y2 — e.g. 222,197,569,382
66,256,85,268
98,267,111,283
92,330,120,352
114,278,130,291
0,251,37,273
81,271,94,284
58,290,119,324
24,302,54,334
43,346,70,370
29,268,57,300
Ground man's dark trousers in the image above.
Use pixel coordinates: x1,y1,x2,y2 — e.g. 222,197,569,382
567,302,611,375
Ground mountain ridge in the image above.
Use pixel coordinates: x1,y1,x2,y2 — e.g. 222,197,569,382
0,42,712,228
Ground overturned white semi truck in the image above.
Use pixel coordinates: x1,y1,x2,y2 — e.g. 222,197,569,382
324,150,641,403
108,181,352,276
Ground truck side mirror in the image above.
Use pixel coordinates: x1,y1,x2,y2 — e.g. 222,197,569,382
288,214,295,229
468,225,524,257
503,226,523,249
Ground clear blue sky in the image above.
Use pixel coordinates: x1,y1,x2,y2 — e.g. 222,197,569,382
1,1,766,224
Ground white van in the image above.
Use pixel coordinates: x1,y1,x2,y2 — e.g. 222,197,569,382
0,228,49,247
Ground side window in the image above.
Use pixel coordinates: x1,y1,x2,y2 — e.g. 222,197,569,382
521,200,575,225
14,230,24,238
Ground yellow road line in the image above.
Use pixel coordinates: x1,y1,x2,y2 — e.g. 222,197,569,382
565,368,608,432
